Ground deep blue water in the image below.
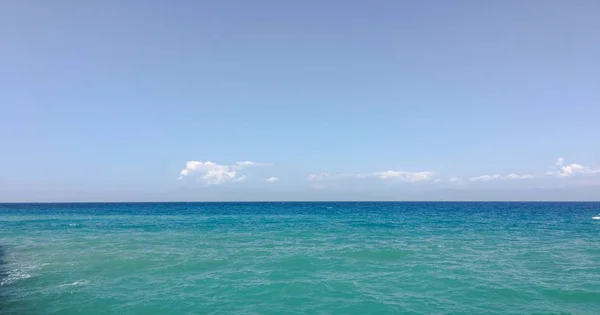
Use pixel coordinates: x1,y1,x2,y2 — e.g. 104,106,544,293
1,202,600,314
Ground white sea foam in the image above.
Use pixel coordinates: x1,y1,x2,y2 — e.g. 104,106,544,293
59,280,89,287
1,269,33,286
0,260,44,286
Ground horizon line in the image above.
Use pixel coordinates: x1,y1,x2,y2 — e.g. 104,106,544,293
1,200,600,204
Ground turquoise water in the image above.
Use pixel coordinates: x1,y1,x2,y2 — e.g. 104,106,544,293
1,202,599,314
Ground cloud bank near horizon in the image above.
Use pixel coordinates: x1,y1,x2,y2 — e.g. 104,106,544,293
179,157,599,187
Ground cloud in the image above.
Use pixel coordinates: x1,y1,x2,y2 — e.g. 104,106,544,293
307,173,356,181
308,173,332,181
368,171,435,182
447,177,466,185
179,161,269,185
309,171,436,183
547,158,600,178
266,177,279,183
233,161,272,170
448,176,462,183
506,173,536,180
233,175,247,182
470,174,502,182
470,173,536,182
433,179,442,184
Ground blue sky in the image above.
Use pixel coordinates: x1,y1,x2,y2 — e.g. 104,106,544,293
1,1,599,201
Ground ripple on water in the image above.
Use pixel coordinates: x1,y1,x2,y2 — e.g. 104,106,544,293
0,202,599,314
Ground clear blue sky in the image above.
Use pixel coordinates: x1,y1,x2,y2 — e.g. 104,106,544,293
1,1,599,201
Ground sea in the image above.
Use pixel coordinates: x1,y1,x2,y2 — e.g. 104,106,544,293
1,202,599,314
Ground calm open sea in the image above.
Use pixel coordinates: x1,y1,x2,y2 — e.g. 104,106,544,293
1,202,599,314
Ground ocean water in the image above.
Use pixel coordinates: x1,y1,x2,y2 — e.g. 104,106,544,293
1,202,599,314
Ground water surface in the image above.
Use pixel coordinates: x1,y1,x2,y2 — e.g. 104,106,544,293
1,202,599,314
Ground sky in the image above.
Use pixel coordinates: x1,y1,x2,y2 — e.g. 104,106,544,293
1,1,599,201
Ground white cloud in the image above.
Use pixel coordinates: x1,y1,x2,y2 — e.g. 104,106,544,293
470,174,502,182
179,161,269,185
433,179,442,184
266,177,279,183
369,171,435,182
309,170,436,183
233,175,247,183
307,173,357,181
308,173,331,181
506,173,536,180
470,173,536,182
233,161,272,170
448,176,461,183
547,158,600,178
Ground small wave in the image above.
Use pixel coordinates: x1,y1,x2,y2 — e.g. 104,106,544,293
59,280,89,287
0,261,44,286
0,269,33,286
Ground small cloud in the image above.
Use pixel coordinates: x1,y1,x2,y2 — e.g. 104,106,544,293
179,160,269,185
310,183,327,189
470,174,502,182
307,173,355,181
233,175,247,183
308,173,331,181
506,173,536,180
369,171,435,182
448,176,462,183
470,173,536,182
266,177,279,183
547,158,599,178
310,170,436,183
433,179,442,184
233,161,272,170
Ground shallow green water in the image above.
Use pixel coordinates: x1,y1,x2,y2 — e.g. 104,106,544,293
1,202,600,314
